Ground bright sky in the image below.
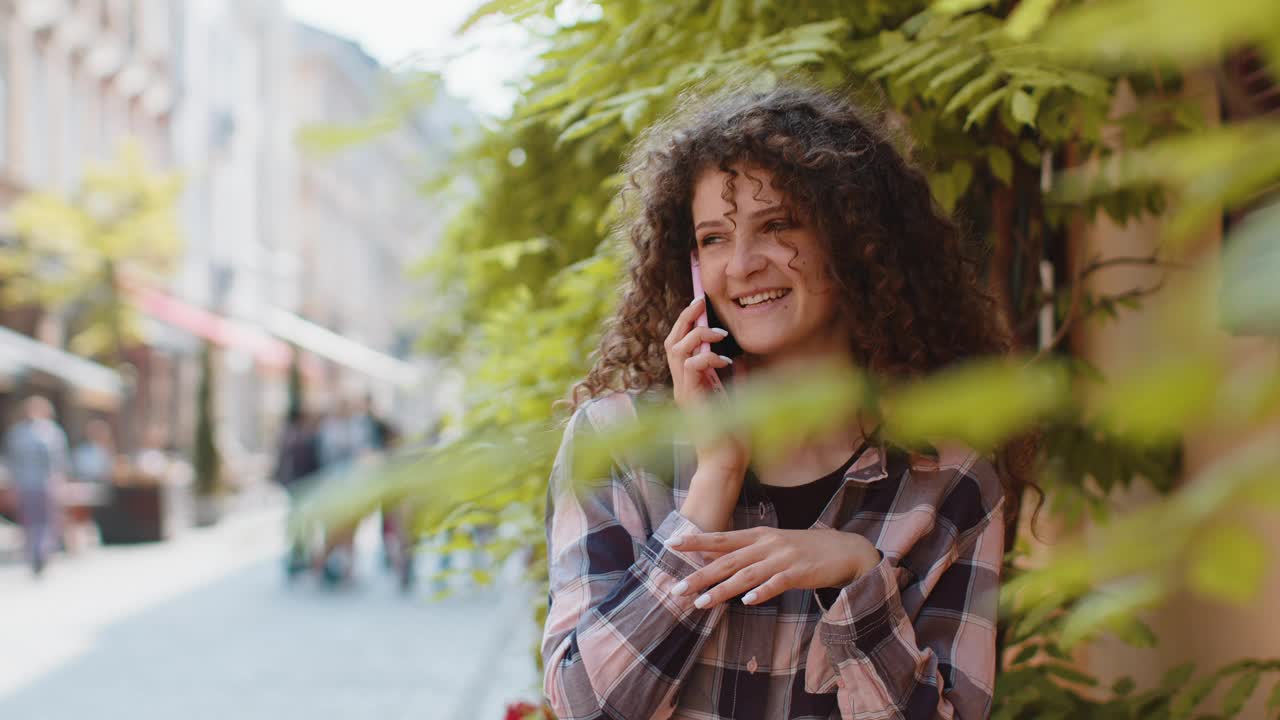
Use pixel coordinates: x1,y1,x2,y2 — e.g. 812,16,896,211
283,0,533,117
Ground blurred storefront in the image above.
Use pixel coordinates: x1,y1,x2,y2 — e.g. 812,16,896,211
1,0,465,485
0,0,175,444
0,323,122,430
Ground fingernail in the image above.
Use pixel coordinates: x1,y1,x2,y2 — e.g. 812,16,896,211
711,328,729,337
719,355,733,364
690,296,703,306
743,591,758,605
694,594,711,609
672,581,688,595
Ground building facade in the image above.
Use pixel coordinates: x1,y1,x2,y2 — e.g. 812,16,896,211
0,0,467,472
288,22,466,432
0,0,179,445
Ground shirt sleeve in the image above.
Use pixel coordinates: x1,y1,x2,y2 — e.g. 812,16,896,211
811,495,1005,720
541,403,727,720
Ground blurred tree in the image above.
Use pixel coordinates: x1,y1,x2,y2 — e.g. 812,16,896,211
193,340,222,511
0,141,184,366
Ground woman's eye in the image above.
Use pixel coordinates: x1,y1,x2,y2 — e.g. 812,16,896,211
764,220,790,233
699,234,725,246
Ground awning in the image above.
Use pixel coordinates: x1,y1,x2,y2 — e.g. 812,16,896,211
0,326,124,408
128,286,292,370
264,309,420,388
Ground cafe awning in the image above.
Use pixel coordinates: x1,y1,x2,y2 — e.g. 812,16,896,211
0,326,124,408
264,309,420,388
128,286,292,370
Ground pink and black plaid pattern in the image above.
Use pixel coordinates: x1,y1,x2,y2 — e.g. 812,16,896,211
543,393,1005,720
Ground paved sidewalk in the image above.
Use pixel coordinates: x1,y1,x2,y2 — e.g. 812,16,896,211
0,502,539,720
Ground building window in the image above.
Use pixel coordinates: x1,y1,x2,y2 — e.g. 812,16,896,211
64,72,86,189
125,0,138,52
27,47,51,187
0,31,9,170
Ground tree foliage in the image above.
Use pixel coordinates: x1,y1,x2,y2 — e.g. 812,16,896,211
193,340,222,498
0,141,184,364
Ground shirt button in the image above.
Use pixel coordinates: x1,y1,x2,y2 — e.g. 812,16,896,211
747,656,759,674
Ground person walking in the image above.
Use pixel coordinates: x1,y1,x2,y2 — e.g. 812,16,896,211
314,400,376,585
4,396,70,577
72,418,116,486
273,407,322,578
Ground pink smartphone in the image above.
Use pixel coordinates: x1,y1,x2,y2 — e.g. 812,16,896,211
690,252,725,393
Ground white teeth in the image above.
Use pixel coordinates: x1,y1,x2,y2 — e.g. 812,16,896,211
737,289,789,307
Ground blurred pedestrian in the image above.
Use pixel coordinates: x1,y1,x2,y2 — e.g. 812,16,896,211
314,400,372,585
273,407,321,578
3,395,70,576
133,425,172,483
72,418,116,486
318,400,360,468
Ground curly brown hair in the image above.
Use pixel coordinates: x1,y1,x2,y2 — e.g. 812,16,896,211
572,82,1038,529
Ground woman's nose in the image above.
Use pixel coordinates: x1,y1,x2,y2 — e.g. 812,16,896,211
725,238,768,279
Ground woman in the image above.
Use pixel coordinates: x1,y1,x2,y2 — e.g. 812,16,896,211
542,84,1035,720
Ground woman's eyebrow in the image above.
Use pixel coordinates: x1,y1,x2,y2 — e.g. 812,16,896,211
694,205,790,231
748,205,790,221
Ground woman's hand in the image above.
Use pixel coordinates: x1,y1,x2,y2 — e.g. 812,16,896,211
664,296,749,478
665,296,751,532
667,527,881,608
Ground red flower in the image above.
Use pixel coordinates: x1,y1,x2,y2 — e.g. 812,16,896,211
504,701,539,720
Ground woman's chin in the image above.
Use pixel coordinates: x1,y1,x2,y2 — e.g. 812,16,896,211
734,335,790,360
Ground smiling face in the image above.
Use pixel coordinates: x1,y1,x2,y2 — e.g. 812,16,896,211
691,165,848,365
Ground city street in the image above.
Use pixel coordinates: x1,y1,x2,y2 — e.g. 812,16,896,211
0,501,539,720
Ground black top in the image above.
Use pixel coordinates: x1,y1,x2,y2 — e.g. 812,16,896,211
759,441,868,530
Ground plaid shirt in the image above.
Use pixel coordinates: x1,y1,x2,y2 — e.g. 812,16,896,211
543,393,1005,720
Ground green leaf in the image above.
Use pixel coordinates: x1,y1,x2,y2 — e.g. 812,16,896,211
965,88,1009,129
1112,676,1136,696
1188,525,1268,604
1110,616,1158,649
1042,662,1100,687
883,359,1067,450
1011,643,1039,665
989,146,1013,185
1222,670,1260,718
934,0,998,14
1265,680,1280,718
1161,663,1197,691
1092,356,1221,444
1059,577,1166,648
718,0,739,32
1173,674,1219,718
559,109,621,143
1005,0,1059,40
874,41,942,78
457,0,544,33
944,70,1001,115
898,44,968,84
1220,201,1280,335
621,100,648,134
1041,0,1280,69
1018,140,1042,165
772,52,824,67
1011,89,1039,127
927,55,985,92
